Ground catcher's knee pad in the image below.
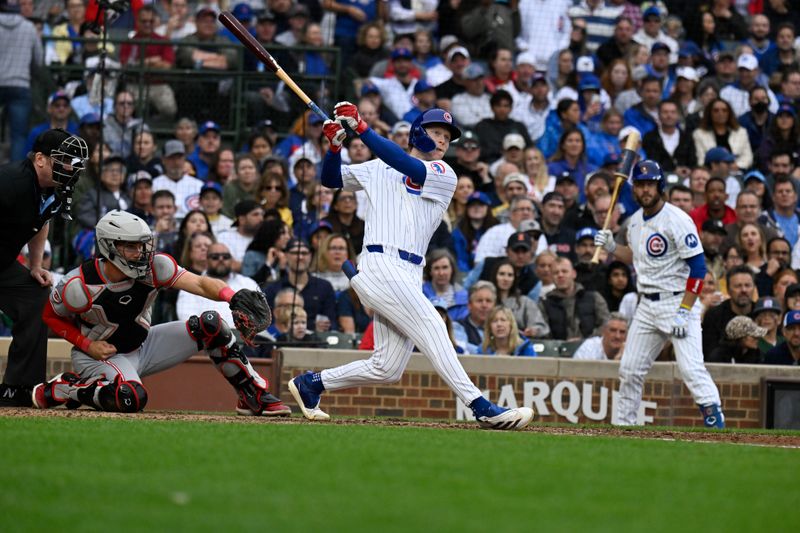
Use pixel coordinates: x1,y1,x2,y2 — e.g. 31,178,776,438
76,376,148,413
187,310,234,351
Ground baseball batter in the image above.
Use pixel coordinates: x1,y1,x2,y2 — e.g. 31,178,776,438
595,160,724,428
288,104,533,430
32,210,289,416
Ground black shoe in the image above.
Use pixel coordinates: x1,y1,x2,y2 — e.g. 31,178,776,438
0,383,33,407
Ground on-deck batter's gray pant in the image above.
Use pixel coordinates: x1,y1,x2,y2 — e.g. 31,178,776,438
320,251,483,404
616,295,721,425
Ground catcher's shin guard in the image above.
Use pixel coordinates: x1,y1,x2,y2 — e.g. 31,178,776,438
190,312,288,415
31,372,82,409
70,375,148,413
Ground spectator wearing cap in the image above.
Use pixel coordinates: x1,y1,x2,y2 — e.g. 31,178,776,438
567,0,622,53
450,130,490,188
155,0,196,41
120,5,177,121
24,91,79,155
76,113,102,151
451,63,493,129
402,79,437,124
693,98,753,171
385,121,411,152
633,7,678,64
469,223,544,297
358,85,401,130
622,75,662,136
702,265,756,360
262,238,337,332
127,171,155,226
103,89,150,160
689,174,736,232
474,90,533,165
539,256,610,341
573,312,629,360
199,181,233,235
0,2,42,162
70,57,116,121
700,218,727,282
707,315,767,364
515,0,572,71
452,192,498,272
738,86,775,157
756,104,800,173
186,120,221,180
540,191,578,261
596,15,636,69
510,68,551,145
752,296,784,355
574,226,607,287
668,66,700,120
488,133,529,180
642,100,696,174
216,199,264,272
547,127,597,203
323,0,382,65
720,53,779,118
492,172,530,223
474,196,541,264
153,139,204,220
274,3,310,46
367,48,419,119
432,44,472,103
219,3,257,44
75,153,131,232
702,147,742,210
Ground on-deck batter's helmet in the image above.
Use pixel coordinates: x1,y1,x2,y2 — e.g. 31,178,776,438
409,108,461,153
95,210,155,280
632,159,665,193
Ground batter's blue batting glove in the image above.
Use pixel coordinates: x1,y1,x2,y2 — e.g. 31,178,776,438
671,307,690,338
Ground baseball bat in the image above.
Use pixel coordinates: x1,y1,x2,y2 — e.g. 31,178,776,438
218,11,330,121
590,130,641,264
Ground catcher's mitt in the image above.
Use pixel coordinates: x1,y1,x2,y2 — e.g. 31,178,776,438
229,289,271,346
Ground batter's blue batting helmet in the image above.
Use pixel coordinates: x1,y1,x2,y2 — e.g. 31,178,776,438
632,159,665,192
409,108,461,152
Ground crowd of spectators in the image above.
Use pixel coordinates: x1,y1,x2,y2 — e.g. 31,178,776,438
3,0,800,364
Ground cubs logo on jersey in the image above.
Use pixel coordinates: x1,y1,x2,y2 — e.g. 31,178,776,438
646,233,668,257
429,162,446,174
186,193,201,212
403,175,422,195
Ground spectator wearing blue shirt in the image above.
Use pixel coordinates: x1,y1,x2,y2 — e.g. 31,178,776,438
186,121,221,180
745,14,776,70
547,127,597,203
538,98,592,159
622,75,661,137
322,0,380,65
478,307,536,356
25,91,79,155
644,42,675,99
452,192,498,272
219,3,257,43
764,309,800,365
422,249,469,322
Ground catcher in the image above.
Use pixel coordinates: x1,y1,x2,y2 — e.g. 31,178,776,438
31,210,290,415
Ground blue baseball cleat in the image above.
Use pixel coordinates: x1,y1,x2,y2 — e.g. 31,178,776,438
288,372,330,421
470,397,534,430
700,404,725,429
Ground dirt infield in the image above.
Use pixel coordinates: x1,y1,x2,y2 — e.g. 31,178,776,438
2,408,798,448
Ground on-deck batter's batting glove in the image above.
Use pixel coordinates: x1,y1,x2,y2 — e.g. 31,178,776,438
230,289,271,346
323,120,346,153
671,307,690,338
334,101,369,134
594,229,617,253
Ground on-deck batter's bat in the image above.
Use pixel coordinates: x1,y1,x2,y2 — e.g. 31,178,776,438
590,129,641,264
218,11,330,121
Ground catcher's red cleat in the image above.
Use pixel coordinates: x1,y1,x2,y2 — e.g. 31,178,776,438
236,391,292,417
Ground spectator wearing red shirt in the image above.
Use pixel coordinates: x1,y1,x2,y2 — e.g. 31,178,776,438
120,5,177,120
690,176,737,232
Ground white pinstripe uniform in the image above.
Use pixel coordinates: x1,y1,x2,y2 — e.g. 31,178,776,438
319,158,483,404
617,202,721,425
152,174,204,220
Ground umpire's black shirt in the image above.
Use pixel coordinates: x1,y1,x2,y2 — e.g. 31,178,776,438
0,159,55,270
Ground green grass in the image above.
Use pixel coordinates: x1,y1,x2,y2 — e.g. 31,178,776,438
1,417,798,533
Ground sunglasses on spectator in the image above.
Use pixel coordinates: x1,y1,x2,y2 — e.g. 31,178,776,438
263,186,283,191
208,253,232,260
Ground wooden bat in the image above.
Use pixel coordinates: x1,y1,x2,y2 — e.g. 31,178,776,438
591,130,641,264
218,11,330,121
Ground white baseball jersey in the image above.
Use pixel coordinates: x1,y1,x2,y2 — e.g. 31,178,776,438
616,202,721,426
152,174,204,220
319,152,484,405
340,158,456,260
626,202,703,294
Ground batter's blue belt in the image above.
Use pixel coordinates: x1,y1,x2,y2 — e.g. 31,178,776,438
365,244,423,265
642,291,683,301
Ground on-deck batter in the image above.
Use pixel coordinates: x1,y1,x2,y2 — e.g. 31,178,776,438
595,160,724,428
287,103,533,430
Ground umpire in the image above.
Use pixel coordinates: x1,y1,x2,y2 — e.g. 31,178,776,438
0,128,87,406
